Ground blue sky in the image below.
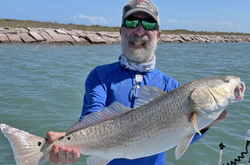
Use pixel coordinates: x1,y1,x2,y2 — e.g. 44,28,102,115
1,0,250,33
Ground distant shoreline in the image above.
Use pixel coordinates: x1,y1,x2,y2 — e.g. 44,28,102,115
0,27,250,45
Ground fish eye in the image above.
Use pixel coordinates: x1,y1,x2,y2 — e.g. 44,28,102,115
224,78,230,83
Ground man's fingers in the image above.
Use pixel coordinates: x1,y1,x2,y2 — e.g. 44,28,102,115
47,137,81,164
47,132,66,143
203,109,229,130
47,132,56,143
66,151,74,164
217,109,228,120
49,144,59,164
58,148,67,164
72,149,82,163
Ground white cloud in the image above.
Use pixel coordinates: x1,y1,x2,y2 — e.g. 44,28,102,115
164,19,247,32
166,20,237,27
166,19,178,23
220,21,233,26
71,14,112,25
167,20,242,28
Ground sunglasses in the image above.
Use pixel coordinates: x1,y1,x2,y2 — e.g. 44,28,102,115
123,16,159,30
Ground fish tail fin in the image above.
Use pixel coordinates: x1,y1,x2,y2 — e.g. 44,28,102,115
0,124,51,165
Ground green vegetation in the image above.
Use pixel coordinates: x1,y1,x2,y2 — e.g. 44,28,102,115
1,18,250,36
0,19,120,32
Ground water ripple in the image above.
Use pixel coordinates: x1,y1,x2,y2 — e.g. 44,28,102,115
0,43,249,165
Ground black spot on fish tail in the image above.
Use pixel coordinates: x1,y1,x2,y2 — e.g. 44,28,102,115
37,141,42,147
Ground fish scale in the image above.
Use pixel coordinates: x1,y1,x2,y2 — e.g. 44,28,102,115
0,75,245,165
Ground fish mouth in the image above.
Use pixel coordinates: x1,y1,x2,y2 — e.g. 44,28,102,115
234,81,245,101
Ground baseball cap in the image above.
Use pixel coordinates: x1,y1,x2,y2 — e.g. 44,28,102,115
122,0,160,27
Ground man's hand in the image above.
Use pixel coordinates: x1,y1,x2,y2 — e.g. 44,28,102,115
46,131,82,164
202,109,228,131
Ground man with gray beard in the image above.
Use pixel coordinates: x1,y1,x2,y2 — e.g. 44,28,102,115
46,0,227,164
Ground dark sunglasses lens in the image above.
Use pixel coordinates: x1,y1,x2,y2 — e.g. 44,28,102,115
142,21,156,30
125,20,139,28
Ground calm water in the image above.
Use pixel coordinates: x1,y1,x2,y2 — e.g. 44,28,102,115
0,43,249,165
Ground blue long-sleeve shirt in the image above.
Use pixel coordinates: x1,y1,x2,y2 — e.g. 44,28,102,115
80,61,206,165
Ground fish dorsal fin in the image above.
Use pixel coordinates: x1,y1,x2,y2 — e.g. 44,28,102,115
66,102,132,135
134,85,166,108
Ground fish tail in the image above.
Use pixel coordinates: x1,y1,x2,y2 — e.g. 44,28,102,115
0,124,51,165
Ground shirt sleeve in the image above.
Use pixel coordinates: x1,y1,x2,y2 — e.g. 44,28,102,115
190,129,209,145
80,68,107,120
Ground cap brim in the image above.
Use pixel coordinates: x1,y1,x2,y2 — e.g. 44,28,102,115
123,8,158,24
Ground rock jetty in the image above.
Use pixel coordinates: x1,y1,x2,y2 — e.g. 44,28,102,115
0,27,250,44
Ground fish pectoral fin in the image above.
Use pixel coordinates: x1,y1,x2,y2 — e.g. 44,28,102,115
190,112,201,135
86,156,112,165
175,134,195,159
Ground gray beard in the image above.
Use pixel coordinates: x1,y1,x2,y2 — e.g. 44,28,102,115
121,30,158,63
